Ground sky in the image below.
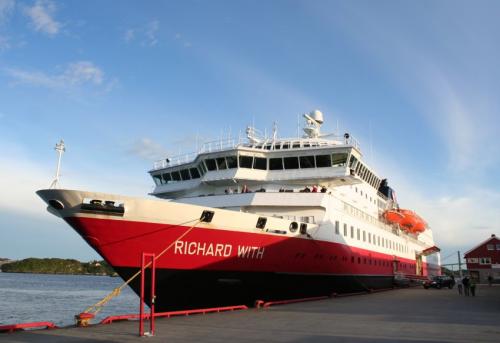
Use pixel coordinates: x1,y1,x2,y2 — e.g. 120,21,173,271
0,0,499,264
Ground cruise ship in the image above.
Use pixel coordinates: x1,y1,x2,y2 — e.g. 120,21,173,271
37,110,441,310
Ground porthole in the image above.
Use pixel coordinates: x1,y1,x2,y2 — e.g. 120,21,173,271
289,222,298,233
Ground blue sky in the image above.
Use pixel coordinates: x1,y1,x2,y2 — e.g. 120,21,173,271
1,0,499,264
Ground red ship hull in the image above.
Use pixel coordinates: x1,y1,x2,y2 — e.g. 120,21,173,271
65,216,432,310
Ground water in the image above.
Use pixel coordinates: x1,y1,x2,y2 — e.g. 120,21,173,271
0,273,140,327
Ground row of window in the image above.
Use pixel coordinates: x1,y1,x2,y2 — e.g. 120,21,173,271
348,155,380,189
334,220,409,254
467,257,494,264
315,253,415,271
250,140,328,150
152,152,349,185
486,244,500,251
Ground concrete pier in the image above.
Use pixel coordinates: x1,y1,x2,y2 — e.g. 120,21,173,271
3,285,500,342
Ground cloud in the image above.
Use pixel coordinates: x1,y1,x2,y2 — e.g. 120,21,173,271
5,61,110,91
0,0,15,24
123,20,160,47
24,0,61,36
128,138,169,161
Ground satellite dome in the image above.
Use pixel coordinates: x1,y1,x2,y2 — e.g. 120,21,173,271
310,110,324,124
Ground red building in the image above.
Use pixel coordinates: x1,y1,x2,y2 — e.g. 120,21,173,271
464,234,500,283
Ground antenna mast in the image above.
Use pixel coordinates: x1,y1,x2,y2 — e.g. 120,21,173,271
49,139,65,189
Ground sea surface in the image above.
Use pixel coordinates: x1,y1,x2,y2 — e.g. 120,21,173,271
0,272,139,327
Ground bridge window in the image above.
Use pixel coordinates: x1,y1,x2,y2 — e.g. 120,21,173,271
198,162,207,175
205,159,217,171
253,157,267,170
282,143,290,149
269,157,283,170
216,157,227,170
349,155,358,168
162,173,172,183
273,143,281,150
284,156,299,169
239,155,253,168
180,169,191,180
189,168,200,179
153,174,163,186
292,142,300,148
226,156,237,169
299,155,315,169
315,154,331,168
332,153,348,167
171,171,181,181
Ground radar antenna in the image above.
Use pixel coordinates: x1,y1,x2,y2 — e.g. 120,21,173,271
303,110,324,138
49,139,65,189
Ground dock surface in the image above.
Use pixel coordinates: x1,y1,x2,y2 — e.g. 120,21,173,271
4,285,500,342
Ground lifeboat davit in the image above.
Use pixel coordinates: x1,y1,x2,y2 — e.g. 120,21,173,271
383,209,427,234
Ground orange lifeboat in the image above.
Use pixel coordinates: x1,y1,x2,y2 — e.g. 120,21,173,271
383,210,405,225
383,209,427,235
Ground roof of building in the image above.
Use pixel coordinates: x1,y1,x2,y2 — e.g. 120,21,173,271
464,234,499,256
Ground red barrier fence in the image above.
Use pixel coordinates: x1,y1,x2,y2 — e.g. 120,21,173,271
0,322,58,333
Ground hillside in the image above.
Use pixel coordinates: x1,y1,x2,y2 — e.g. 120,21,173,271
0,258,116,276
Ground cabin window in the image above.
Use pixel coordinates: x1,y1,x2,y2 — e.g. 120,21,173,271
292,142,300,148
368,233,372,244
315,154,331,168
357,228,360,240
299,155,315,169
350,226,354,238
171,171,181,181
269,158,283,170
303,143,310,148
216,157,227,170
153,174,163,186
253,157,267,170
163,173,172,183
205,159,217,171
239,155,253,168
362,230,366,242
335,221,339,234
264,144,272,150
343,223,348,236
332,153,348,167
190,168,200,179
282,143,290,149
226,156,238,169
284,156,299,169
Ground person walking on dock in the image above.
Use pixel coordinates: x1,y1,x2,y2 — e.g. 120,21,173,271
470,278,477,297
457,277,463,295
462,276,470,296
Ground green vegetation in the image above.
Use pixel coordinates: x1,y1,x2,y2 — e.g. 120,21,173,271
0,258,116,276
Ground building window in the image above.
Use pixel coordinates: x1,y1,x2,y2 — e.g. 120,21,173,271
487,244,494,251
497,244,500,250
335,221,340,234
479,257,492,264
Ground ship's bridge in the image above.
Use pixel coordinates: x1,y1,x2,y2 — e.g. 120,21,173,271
149,135,381,199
